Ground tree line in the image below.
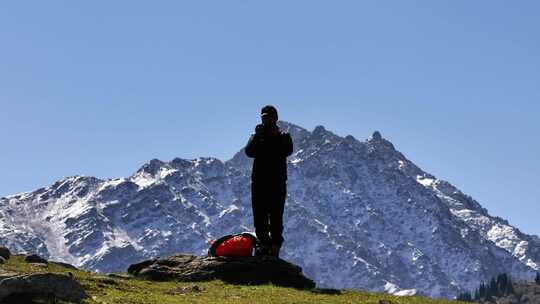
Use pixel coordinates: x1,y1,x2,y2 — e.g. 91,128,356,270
456,273,514,302
457,271,540,302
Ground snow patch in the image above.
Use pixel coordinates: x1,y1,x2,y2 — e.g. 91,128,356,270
219,204,239,218
131,173,157,189
384,282,418,296
416,175,435,187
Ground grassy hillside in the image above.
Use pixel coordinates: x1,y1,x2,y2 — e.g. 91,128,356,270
0,255,465,304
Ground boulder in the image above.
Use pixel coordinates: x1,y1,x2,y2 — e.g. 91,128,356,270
127,257,158,275
24,254,48,264
50,261,78,270
0,247,10,260
127,254,316,289
0,272,87,303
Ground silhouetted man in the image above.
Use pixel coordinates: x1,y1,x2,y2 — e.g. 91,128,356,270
244,105,293,257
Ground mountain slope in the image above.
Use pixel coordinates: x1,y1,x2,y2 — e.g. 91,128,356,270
1,121,539,299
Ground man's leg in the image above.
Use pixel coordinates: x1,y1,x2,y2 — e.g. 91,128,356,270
251,181,272,249
269,179,286,255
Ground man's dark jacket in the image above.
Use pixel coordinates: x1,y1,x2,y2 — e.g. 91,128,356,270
244,130,293,180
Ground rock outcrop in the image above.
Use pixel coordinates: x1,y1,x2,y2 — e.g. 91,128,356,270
0,272,87,303
0,247,10,260
24,254,48,264
128,254,316,289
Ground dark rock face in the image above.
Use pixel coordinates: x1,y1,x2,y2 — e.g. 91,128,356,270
128,254,316,290
0,247,10,260
0,273,87,303
24,254,48,264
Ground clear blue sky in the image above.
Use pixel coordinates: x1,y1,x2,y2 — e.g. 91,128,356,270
1,1,539,236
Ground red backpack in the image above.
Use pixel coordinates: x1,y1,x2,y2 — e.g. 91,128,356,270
208,232,258,257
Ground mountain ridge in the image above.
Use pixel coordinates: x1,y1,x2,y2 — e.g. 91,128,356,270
1,120,539,299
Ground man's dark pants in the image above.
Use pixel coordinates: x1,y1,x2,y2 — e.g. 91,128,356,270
251,178,286,248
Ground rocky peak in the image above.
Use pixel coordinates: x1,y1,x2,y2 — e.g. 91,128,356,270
305,125,341,146
312,125,327,136
344,134,357,142
367,130,397,154
136,159,166,175
276,120,311,144
370,131,383,141
170,157,192,170
44,175,102,199
192,157,226,178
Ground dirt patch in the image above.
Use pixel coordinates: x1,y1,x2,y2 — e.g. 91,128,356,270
165,284,204,295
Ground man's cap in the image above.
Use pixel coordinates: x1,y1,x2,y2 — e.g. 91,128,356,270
260,105,278,120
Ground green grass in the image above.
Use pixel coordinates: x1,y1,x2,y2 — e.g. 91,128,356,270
0,255,466,304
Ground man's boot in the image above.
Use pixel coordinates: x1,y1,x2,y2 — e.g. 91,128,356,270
255,242,271,257
270,244,281,258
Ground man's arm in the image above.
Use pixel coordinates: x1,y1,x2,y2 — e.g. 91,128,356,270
244,133,260,158
282,133,293,157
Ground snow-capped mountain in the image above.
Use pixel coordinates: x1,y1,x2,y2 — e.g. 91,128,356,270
1,121,539,298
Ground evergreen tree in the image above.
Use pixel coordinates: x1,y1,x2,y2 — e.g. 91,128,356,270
457,291,472,302
535,272,540,285
479,283,486,299
468,273,515,301
505,275,515,295
489,277,497,297
497,273,509,297
497,273,508,296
